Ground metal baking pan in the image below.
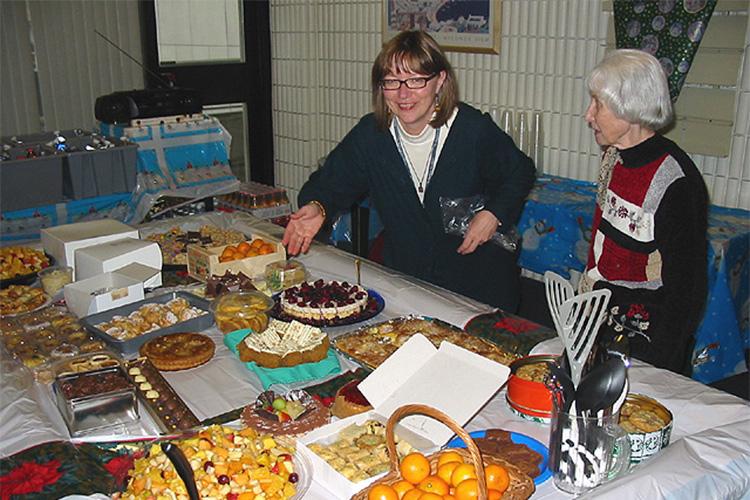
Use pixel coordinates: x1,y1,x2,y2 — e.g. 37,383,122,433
53,365,139,436
80,291,214,356
332,315,462,369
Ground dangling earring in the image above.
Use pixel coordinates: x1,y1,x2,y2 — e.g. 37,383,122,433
433,93,441,114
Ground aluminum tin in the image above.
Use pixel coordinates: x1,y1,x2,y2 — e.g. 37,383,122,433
80,291,213,356
53,365,139,436
506,354,557,420
620,393,673,463
331,315,464,370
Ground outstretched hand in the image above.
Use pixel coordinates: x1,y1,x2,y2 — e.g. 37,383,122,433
457,210,500,255
282,203,326,255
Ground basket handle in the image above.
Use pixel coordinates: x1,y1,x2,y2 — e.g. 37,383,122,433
385,404,489,499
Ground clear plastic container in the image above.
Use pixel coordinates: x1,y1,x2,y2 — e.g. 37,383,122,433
38,265,73,295
211,290,274,334
265,260,307,292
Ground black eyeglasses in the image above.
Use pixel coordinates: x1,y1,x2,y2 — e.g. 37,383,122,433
381,74,437,90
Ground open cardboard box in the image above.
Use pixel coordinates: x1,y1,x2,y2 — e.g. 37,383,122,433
63,263,158,318
186,232,285,281
41,219,139,278
74,238,162,288
298,334,510,498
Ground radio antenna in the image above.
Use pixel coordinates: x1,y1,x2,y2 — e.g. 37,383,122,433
94,29,173,88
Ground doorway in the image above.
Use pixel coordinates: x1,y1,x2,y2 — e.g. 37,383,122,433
139,0,274,185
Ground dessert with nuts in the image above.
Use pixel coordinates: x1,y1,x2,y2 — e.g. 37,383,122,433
237,319,329,368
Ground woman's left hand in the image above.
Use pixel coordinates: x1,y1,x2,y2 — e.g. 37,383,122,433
457,210,500,255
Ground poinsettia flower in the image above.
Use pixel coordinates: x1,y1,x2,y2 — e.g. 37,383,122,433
493,317,537,334
0,459,62,499
104,454,135,486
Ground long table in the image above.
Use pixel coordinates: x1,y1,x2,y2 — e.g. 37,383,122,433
1,212,749,498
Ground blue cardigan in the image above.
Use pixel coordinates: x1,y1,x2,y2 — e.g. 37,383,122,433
299,103,536,310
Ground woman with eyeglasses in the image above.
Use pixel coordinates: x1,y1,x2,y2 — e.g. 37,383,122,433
282,30,535,310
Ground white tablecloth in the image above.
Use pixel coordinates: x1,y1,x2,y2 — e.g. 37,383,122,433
1,212,749,499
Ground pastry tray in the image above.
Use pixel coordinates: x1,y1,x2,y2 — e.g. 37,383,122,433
80,291,214,356
332,315,519,370
124,357,201,434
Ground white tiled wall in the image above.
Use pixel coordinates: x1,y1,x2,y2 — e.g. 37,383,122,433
270,0,750,210
155,0,241,63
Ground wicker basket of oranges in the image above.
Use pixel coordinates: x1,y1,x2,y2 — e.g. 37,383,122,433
352,404,534,500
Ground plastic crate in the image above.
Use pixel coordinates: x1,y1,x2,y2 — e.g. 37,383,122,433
0,145,65,211
63,136,138,199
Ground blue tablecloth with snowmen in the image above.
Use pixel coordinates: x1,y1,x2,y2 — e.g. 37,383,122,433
518,175,749,384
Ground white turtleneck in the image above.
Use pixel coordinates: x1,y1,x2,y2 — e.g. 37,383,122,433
389,107,458,203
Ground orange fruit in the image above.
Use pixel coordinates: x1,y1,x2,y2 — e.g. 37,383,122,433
258,243,275,255
417,476,449,495
487,489,503,500
437,451,464,468
245,248,259,257
368,484,399,500
400,453,431,485
392,480,415,499
450,463,477,487
484,464,509,493
237,241,251,254
453,478,480,500
250,238,265,248
418,494,442,500
444,496,456,500
220,247,235,258
437,462,460,486
401,489,423,500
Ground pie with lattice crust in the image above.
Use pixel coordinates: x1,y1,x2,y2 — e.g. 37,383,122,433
139,332,215,371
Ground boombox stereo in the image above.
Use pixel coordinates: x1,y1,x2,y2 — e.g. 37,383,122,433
95,88,203,124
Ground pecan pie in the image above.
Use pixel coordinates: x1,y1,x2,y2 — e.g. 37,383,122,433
139,332,215,371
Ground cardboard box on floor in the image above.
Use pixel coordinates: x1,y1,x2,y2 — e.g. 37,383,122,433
74,238,162,288
41,219,139,279
298,334,510,498
63,263,154,318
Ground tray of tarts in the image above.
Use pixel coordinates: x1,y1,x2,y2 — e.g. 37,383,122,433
353,404,534,500
333,316,519,370
0,284,50,316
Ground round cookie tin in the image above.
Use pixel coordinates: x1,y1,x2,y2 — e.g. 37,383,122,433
619,393,673,463
506,354,557,421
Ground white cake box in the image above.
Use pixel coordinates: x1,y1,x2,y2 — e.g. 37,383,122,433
74,238,163,288
41,220,139,278
63,263,158,318
298,333,510,498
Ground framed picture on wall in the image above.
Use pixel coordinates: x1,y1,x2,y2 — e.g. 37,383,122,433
383,0,501,54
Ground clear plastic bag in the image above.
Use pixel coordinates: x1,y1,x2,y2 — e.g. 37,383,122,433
439,195,520,252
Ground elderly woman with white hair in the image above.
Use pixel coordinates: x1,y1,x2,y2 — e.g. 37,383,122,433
579,49,708,375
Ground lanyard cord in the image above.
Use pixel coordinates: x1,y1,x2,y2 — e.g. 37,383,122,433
393,122,441,195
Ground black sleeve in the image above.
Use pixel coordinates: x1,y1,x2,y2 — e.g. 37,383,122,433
651,171,709,372
298,119,371,221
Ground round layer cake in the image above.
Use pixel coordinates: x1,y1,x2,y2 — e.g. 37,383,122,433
280,280,368,321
